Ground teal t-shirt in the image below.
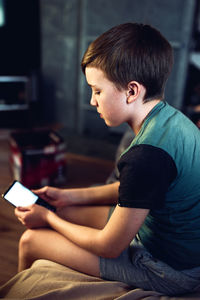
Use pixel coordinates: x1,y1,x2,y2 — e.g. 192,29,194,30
119,101,200,270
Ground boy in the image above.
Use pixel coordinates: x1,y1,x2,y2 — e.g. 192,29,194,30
15,23,200,295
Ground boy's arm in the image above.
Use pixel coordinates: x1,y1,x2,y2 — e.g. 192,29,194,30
45,205,149,258
34,182,119,207
67,182,119,206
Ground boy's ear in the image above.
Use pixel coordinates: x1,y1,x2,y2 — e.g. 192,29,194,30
126,81,140,103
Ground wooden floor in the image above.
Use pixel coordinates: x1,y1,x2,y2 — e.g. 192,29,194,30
0,138,114,286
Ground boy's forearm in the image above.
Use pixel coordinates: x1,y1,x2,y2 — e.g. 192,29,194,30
66,181,119,206
46,211,102,255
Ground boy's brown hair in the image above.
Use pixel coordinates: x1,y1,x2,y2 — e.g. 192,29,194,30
81,23,173,102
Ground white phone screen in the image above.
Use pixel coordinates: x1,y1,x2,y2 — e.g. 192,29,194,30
4,181,38,207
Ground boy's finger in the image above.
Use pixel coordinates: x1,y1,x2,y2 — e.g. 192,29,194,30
32,186,48,194
16,205,32,212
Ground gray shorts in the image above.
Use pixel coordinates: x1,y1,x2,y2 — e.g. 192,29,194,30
100,207,200,296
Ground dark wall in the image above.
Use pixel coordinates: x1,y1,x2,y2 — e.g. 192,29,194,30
40,0,80,127
0,0,41,128
0,0,40,75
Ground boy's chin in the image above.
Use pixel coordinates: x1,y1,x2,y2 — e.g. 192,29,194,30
105,120,122,127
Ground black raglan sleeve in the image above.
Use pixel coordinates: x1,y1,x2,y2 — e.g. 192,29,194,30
117,144,177,209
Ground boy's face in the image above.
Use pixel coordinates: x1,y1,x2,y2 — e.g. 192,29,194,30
85,67,129,127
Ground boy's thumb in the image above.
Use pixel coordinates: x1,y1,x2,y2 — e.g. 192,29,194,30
17,205,31,211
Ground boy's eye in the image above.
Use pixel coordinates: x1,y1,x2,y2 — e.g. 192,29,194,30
94,91,100,95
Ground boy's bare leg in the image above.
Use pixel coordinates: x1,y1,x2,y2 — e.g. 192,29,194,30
18,228,100,276
57,205,111,229
18,205,111,274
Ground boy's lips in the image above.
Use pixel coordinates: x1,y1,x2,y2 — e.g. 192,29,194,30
97,110,103,118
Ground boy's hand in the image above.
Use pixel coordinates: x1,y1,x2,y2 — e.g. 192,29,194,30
15,204,52,229
32,186,70,208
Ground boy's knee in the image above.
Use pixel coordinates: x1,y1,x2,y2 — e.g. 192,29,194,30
19,229,36,251
18,229,38,271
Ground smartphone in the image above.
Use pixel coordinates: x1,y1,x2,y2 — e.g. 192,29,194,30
2,180,56,212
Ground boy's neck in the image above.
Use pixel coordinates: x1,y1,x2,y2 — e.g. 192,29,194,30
129,99,161,135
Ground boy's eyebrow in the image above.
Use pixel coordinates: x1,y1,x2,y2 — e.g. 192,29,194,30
88,84,99,88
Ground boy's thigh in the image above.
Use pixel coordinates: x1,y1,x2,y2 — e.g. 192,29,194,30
57,205,111,229
21,228,100,277
100,243,200,295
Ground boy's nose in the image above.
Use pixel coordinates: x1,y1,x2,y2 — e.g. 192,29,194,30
90,95,97,107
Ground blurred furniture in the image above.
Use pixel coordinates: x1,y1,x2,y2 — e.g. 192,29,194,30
10,129,67,188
